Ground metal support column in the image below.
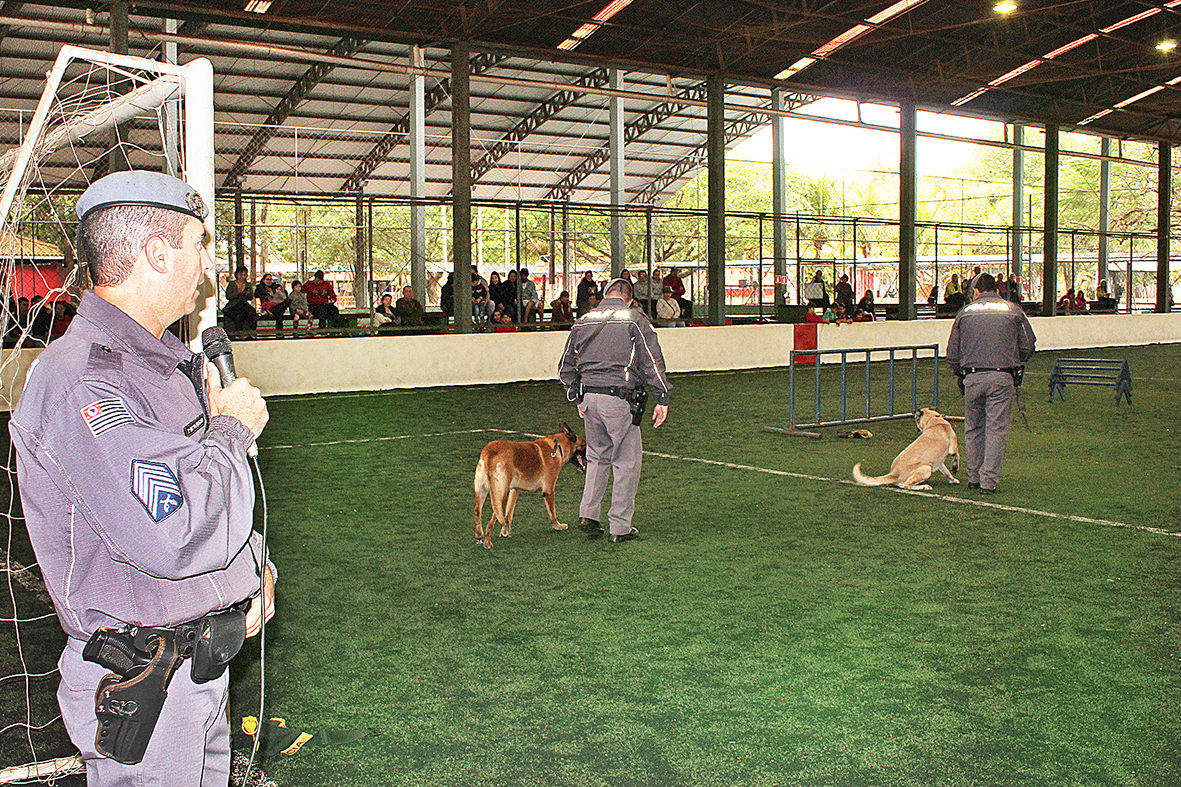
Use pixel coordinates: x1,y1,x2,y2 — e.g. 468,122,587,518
451,43,473,332
706,73,726,325
1158,142,1171,312
772,88,789,319
1012,124,1025,287
1099,137,1111,291
107,0,131,174
609,69,626,276
562,203,570,294
234,189,245,278
409,45,427,299
161,18,181,176
1044,123,1059,315
898,101,917,320
249,199,256,276
355,193,367,309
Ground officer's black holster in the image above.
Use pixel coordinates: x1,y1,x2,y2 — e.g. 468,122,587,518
582,385,648,426
82,602,248,764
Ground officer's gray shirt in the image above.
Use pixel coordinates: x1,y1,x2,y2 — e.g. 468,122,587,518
558,297,673,405
10,291,264,641
946,291,1036,374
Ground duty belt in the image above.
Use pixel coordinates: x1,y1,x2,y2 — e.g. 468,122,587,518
963,366,1018,375
582,385,636,398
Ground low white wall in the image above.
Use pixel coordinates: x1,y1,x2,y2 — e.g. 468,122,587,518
2,313,1178,406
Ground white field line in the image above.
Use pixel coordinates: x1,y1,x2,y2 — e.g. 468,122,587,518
262,428,1176,538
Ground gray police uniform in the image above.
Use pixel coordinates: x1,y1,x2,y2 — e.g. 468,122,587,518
945,291,1036,491
558,297,672,536
10,291,265,786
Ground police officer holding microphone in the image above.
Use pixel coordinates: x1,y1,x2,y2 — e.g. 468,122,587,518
10,171,274,785
558,277,671,542
946,272,1036,494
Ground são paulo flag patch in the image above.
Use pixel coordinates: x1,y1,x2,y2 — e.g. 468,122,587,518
130,460,184,522
80,398,133,437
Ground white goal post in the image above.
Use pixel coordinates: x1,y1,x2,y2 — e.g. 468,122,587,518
0,44,216,783
0,44,216,352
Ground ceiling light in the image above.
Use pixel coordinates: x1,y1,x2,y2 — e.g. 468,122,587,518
244,0,272,14
556,0,636,51
775,0,932,80
1156,38,1178,52
993,2,1017,13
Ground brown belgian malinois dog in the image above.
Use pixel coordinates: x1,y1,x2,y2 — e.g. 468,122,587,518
473,423,588,549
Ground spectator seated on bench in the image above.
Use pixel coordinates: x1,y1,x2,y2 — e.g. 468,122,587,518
223,265,257,331
288,280,314,328
374,293,399,331
395,285,426,327
255,272,290,329
305,269,344,328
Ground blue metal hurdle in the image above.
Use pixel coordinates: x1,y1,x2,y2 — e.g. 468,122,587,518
764,344,941,438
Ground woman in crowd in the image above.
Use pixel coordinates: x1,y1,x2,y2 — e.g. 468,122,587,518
855,290,876,321
1056,287,1075,314
254,272,290,328
502,269,520,321
488,271,509,314
223,264,257,331
944,273,964,308
374,292,399,330
576,270,600,315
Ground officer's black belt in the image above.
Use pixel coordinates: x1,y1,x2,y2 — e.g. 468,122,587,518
963,367,1018,375
582,385,636,398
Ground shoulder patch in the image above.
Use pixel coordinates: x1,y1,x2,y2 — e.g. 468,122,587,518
80,398,134,437
130,460,184,522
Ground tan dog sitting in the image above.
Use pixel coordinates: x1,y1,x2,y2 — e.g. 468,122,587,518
473,423,587,549
852,408,959,490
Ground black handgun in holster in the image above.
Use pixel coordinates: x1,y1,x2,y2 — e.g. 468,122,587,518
624,387,649,426
1010,365,1025,388
86,629,183,764
82,600,249,764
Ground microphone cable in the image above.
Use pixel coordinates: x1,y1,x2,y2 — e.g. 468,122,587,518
243,450,268,785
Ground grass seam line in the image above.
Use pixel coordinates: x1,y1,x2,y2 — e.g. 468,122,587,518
260,427,1176,539
641,448,1181,539
259,429,491,451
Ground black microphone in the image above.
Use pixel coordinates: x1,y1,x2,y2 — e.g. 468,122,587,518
201,326,257,457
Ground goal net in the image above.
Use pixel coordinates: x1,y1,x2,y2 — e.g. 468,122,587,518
0,44,213,784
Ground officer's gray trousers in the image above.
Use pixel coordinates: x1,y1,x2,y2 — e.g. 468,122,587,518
579,392,642,535
58,637,231,787
963,370,1014,491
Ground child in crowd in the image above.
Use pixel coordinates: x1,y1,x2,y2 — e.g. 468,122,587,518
289,279,313,327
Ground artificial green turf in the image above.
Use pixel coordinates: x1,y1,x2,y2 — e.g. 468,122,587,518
3,344,1181,786
222,343,1181,786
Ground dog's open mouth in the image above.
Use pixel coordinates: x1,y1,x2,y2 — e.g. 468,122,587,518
572,446,588,472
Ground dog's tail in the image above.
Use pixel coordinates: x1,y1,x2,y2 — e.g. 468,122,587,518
852,462,898,487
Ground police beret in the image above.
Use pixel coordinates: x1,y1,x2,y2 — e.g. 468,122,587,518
76,170,208,222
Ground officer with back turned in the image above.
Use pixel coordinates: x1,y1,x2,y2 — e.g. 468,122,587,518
946,272,1036,494
10,170,274,785
558,277,672,542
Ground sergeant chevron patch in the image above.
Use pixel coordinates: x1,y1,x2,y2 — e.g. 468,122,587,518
130,460,184,522
80,398,133,437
